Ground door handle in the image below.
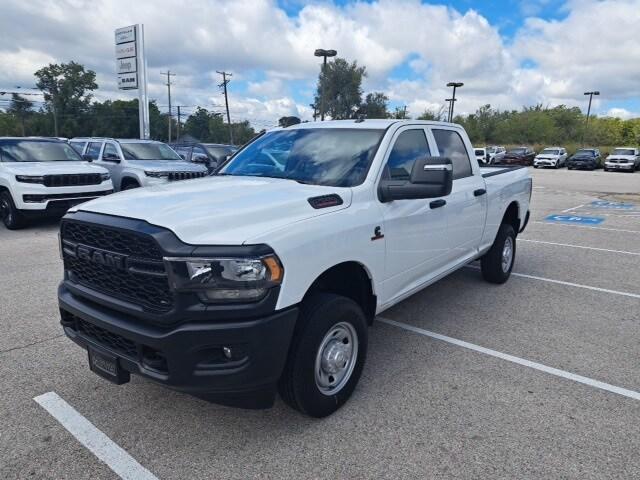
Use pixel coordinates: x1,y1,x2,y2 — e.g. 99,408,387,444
430,199,446,209
474,188,487,197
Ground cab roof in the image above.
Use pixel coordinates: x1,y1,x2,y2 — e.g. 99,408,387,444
281,119,460,130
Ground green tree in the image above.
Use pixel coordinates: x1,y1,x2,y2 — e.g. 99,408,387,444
361,92,389,118
417,106,447,121
34,61,98,137
184,107,215,141
391,106,409,119
7,93,33,136
315,58,366,120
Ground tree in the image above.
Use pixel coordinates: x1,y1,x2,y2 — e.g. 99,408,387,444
417,106,447,122
315,58,366,120
278,116,301,127
391,106,409,119
34,61,98,137
7,93,33,136
360,92,389,119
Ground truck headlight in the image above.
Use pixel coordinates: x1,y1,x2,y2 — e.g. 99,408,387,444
164,255,284,303
16,175,44,184
100,172,111,181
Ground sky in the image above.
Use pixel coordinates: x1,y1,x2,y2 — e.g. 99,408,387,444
0,0,639,128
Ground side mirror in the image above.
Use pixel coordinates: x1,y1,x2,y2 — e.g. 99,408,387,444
82,154,93,162
378,157,453,203
192,154,209,164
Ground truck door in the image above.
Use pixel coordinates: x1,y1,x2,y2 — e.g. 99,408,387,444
378,126,450,305
431,128,486,263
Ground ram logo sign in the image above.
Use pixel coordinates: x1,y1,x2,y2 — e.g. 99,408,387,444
75,245,127,271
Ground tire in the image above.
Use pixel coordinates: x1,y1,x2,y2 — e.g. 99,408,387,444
533,165,538,169
481,223,516,284
0,191,26,230
278,293,368,418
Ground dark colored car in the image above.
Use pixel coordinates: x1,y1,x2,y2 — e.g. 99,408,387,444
567,149,602,170
499,147,536,166
170,143,237,173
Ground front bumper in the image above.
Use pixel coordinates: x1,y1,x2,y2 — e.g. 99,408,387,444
534,159,557,167
14,181,114,211
59,283,298,408
605,162,634,170
567,160,596,169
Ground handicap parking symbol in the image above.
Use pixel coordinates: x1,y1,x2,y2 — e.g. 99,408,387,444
590,200,635,210
545,214,605,225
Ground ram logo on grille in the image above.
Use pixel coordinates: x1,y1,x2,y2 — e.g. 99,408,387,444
75,245,127,271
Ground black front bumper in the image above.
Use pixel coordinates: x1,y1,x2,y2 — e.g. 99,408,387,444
59,284,298,408
567,160,596,169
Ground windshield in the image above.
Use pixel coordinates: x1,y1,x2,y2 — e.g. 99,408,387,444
612,149,635,156
0,140,82,162
120,143,182,160
508,148,527,154
219,128,384,187
575,150,595,156
541,149,560,155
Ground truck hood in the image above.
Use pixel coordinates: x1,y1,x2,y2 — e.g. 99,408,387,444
74,176,352,245
126,160,206,172
2,161,108,175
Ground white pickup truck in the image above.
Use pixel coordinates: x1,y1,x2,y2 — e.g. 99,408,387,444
57,120,531,417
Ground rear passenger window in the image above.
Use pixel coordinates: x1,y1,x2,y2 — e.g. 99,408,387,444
432,129,472,179
86,142,102,160
386,129,430,181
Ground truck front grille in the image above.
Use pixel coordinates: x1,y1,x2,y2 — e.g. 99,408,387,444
168,171,206,181
44,174,103,187
61,221,173,313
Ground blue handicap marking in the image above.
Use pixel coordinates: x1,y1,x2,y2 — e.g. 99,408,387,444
545,214,605,225
590,200,635,210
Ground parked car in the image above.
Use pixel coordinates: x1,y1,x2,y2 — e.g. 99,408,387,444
500,147,536,166
170,142,237,173
58,119,531,417
567,148,602,170
0,137,113,229
533,147,567,169
474,147,488,165
486,145,506,164
604,147,640,172
70,138,208,190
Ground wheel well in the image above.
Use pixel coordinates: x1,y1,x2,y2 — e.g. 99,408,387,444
304,262,376,324
502,201,520,234
120,177,139,189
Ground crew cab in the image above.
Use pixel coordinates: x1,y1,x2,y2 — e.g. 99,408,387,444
604,147,639,172
70,138,208,190
57,120,531,417
474,147,488,165
533,147,567,169
567,148,602,170
0,137,113,229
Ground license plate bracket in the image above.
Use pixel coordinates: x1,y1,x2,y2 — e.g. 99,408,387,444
88,346,130,385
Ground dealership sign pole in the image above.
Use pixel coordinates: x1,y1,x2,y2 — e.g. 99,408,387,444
115,24,149,139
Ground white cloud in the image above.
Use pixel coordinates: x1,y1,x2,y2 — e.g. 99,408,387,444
0,0,638,124
605,107,638,120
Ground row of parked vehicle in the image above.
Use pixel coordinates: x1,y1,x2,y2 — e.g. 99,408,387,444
0,136,235,229
474,145,640,171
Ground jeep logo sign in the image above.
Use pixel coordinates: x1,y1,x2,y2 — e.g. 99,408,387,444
76,245,126,271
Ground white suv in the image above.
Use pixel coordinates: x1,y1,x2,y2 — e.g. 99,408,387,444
534,147,567,169
70,138,208,191
0,137,113,229
604,147,640,172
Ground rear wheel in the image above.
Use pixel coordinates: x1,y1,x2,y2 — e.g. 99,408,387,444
278,293,368,418
481,223,516,284
0,191,26,230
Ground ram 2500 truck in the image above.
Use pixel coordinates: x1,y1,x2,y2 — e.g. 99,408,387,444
57,120,531,417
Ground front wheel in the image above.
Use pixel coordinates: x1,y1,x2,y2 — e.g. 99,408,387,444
0,191,26,230
481,223,516,284
278,293,368,418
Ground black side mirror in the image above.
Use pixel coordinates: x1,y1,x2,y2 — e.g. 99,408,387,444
192,154,209,164
103,154,121,163
379,157,453,203
82,154,93,162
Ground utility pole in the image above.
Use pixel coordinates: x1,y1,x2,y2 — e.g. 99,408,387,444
52,100,58,137
217,71,234,144
161,71,175,142
446,82,464,122
582,91,600,146
176,106,181,139
314,49,337,121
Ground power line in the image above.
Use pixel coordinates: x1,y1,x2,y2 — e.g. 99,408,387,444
216,71,234,144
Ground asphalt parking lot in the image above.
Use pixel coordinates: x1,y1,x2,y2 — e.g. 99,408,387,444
1,168,639,479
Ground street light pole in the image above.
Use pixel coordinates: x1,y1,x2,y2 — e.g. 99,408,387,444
582,91,600,146
314,49,337,121
445,98,455,122
446,82,464,122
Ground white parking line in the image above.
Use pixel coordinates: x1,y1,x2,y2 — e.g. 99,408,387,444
465,265,640,299
532,221,640,234
520,238,640,256
378,317,640,402
34,392,158,480
561,204,584,213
